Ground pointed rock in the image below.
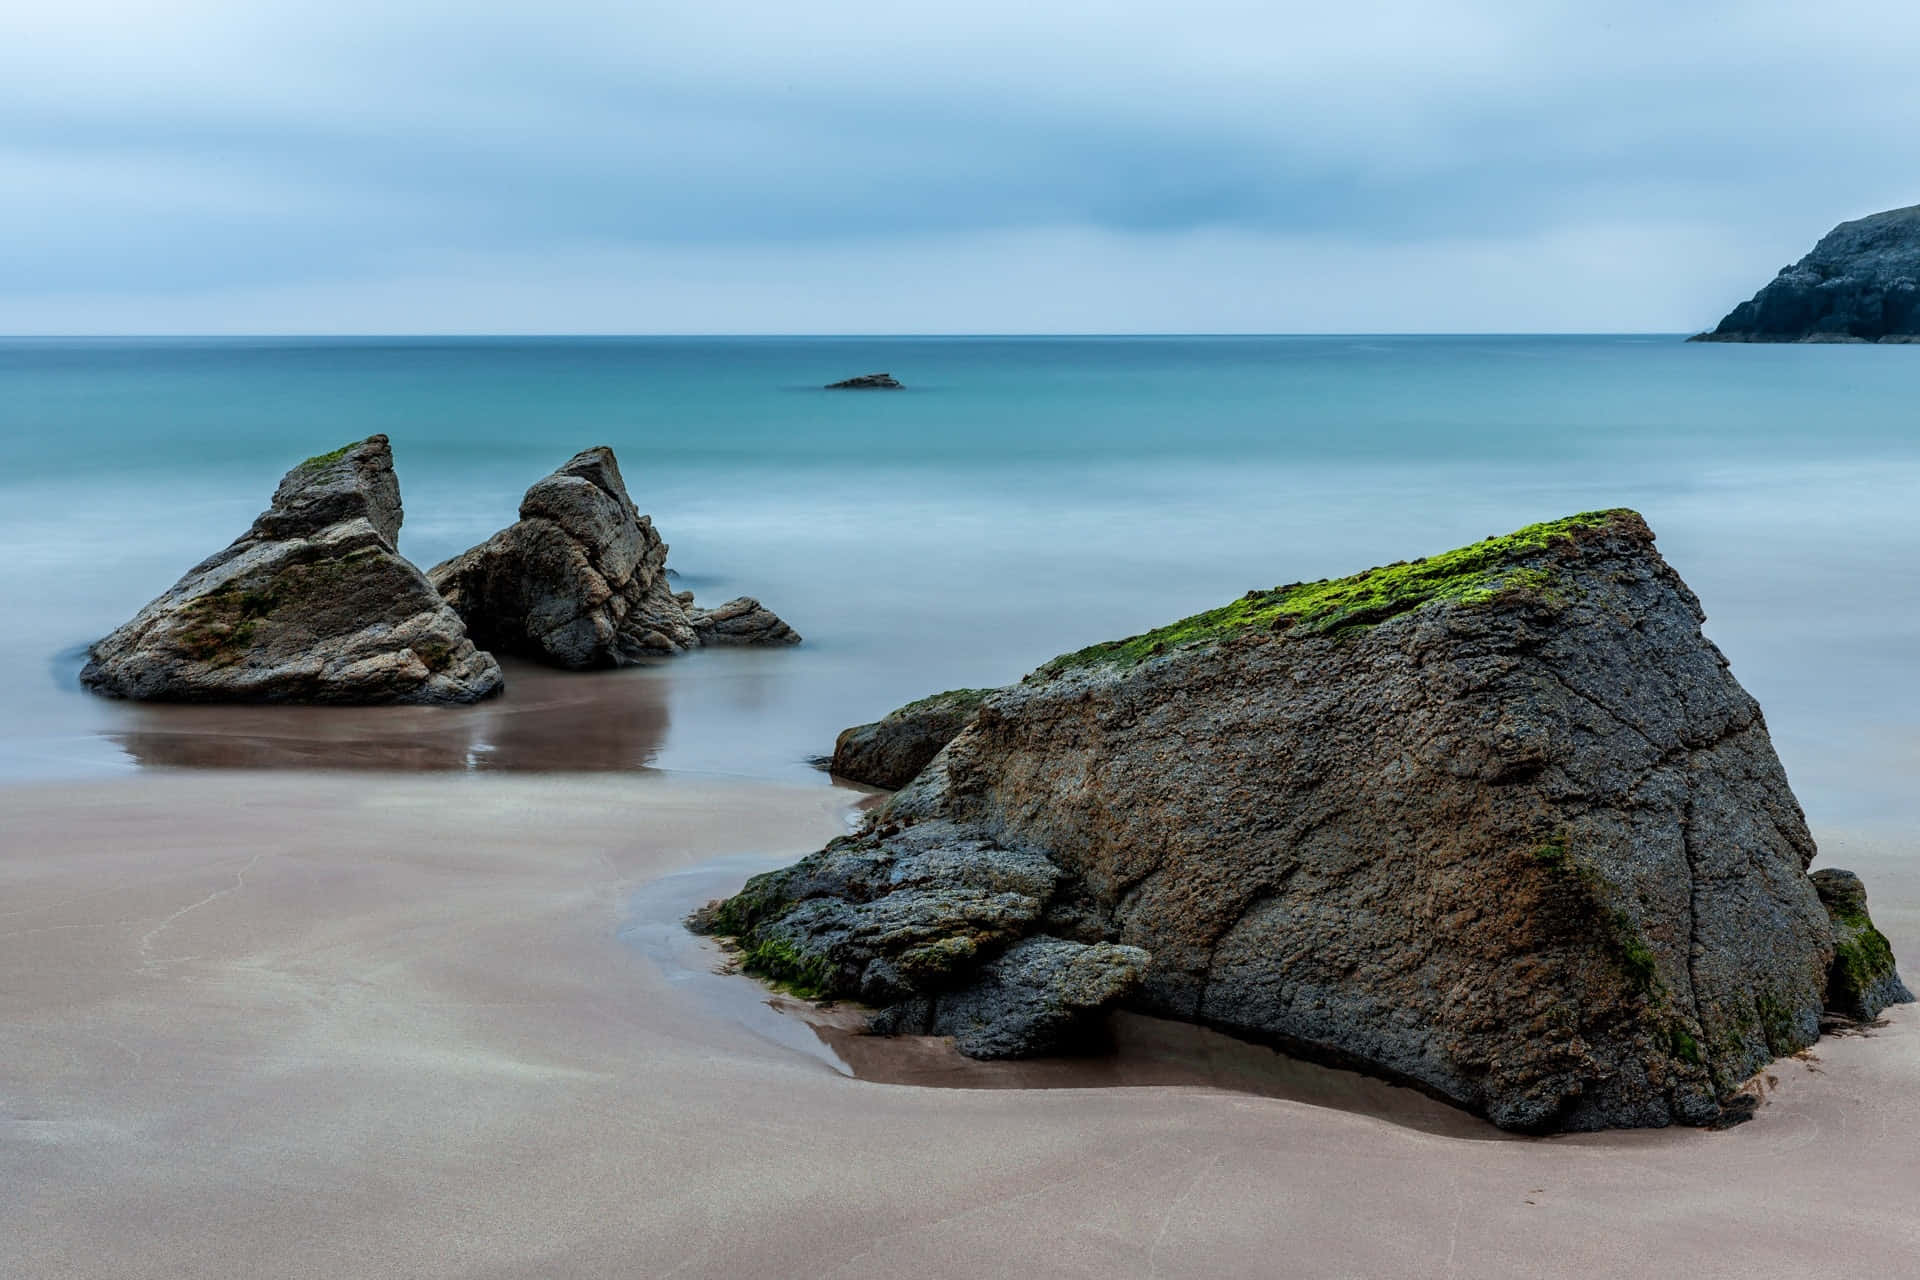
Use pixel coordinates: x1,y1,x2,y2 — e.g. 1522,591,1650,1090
429,447,798,668
80,436,502,705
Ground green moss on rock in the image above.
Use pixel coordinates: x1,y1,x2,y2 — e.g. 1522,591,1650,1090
1038,509,1629,676
298,442,358,470
736,937,833,1000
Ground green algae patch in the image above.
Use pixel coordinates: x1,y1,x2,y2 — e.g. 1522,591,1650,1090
736,936,833,1000
297,442,358,471
1037,510,1633,676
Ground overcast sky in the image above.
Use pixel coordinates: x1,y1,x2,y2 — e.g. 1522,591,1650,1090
4,1,1918,333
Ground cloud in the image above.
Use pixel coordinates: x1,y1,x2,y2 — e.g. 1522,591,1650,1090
4,1,1919,330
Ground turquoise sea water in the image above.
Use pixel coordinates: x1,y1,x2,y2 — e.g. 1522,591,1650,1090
2,336,1916,830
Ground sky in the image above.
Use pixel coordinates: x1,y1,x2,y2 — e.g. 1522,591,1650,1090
3,1,1919,334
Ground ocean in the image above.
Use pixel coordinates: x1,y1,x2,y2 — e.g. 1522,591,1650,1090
3,335,1916,831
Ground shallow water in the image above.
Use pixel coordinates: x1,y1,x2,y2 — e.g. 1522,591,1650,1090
3,335,1917,831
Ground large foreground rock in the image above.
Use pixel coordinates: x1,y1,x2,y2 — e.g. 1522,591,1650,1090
699,510,1911,1131
829,687,994,788
1692,204,1920,343
81,437,501,705
429,447,799,669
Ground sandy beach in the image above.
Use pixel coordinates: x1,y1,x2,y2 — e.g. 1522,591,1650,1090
4,771,1915,1278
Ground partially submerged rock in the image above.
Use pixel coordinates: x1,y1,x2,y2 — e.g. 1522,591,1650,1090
830,687,995,788
429,447,799,669
1691,204,1920,343
1811,869,1914,1021
825,373,902,389
701,510,1900,1132
689,595,801,647
81,437,501,705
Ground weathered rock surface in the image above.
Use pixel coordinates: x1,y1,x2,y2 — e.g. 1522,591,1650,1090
1692,205,1920,343
830,687,995,788
1811,869,1914,1021
80,437,502,705
825,372,902,389
689,819,1145,1052
701,510,1899,1132
871,938,1150,1058
429,447,798,669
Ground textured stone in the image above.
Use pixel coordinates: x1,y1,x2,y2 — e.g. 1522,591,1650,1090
80,437,501,705
1811,869,1914,1021
429,447,798,668
690,596,801,647
873,938,1150,1058
830,687,995,788
705,510,1875,1132
1693,205,1920,342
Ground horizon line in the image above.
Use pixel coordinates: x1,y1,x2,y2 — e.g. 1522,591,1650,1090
0,331,1696,340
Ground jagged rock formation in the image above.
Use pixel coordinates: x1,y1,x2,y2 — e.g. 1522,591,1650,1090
829,687,995,788
429,447,799,669
825,373,902,389
1692,205,1920,342
80,437,502,705
1811,869,1914,1021
698,510,1909,1132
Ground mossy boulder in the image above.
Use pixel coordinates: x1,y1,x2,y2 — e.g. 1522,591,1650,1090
711,510,1871,1132
829,687,997,789
1811,869,1914,1020
81,436,500,705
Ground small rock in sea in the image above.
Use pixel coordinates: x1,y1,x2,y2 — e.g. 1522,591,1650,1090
430,446,799,669
80,436,501,705
696,509,1914,1132
825,373,903,389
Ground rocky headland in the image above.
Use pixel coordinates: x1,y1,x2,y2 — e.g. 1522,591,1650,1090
80,437,502,705
696,510,1912,1131
429,446,799,668
1692,204,1920,342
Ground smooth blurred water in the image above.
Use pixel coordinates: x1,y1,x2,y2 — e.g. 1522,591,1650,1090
2,336,1916,829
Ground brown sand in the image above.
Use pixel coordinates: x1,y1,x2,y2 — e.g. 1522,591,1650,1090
3,773,1917,1278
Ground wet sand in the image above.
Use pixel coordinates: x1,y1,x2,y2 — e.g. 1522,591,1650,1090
4,772,1917,1278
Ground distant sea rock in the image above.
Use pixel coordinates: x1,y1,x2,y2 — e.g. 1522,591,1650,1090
829,687,995,788
81,436,502,705
429,446,799,669
825,373,902,389
695,510,1913,1132
1692,204,1920,343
